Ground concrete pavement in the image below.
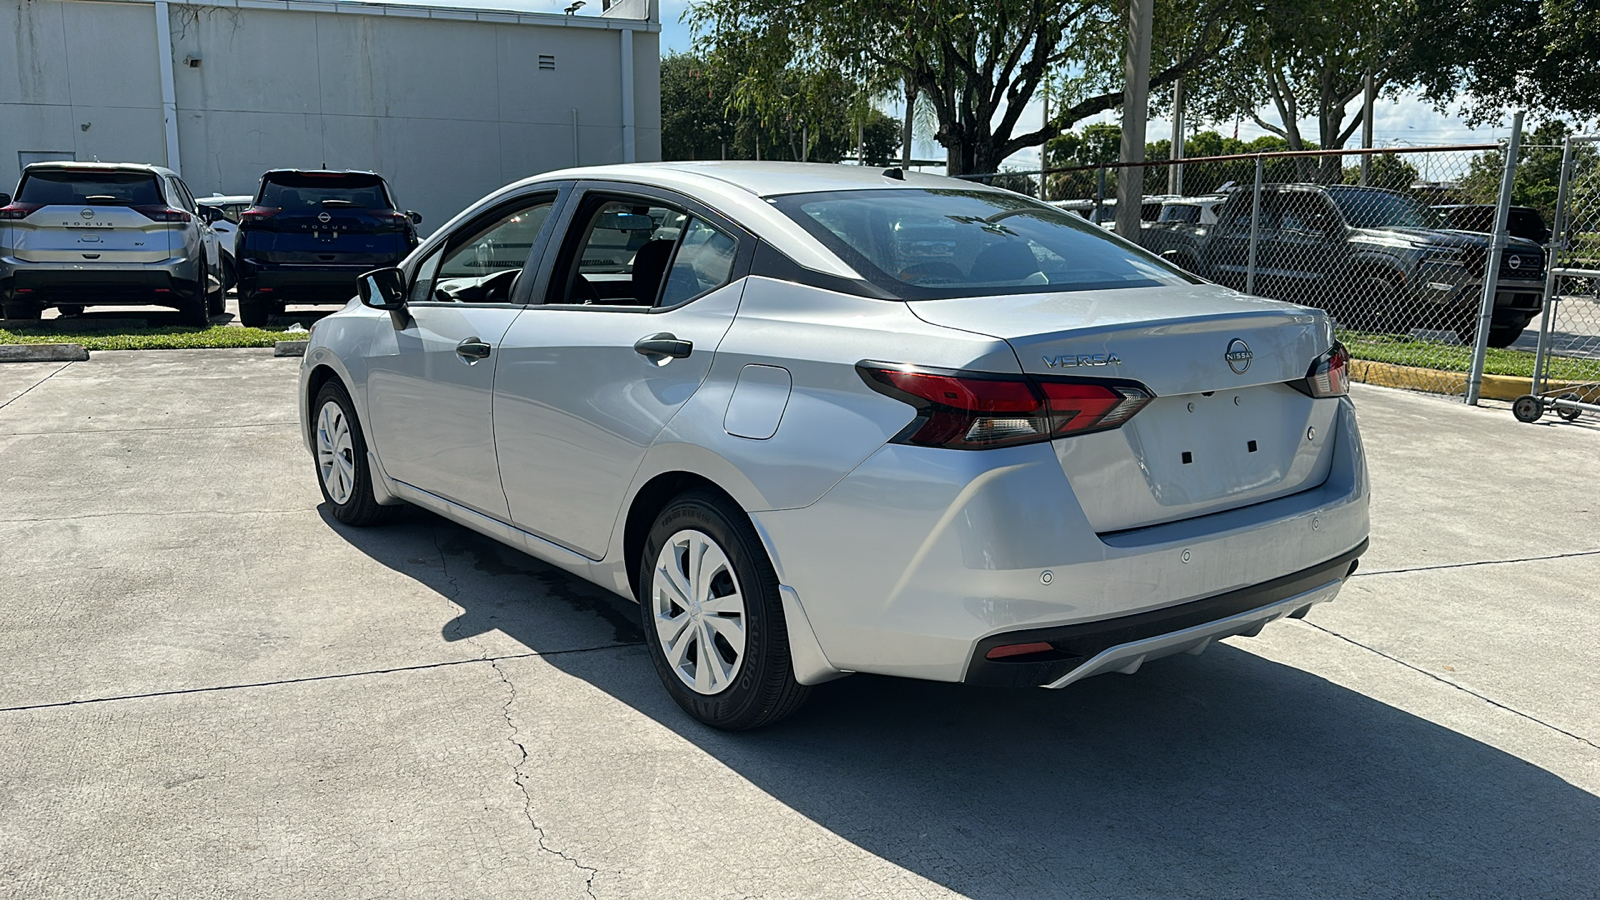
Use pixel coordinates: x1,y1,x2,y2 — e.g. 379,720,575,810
1,351,1597,898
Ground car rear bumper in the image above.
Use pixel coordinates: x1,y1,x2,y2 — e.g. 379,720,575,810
751,397,1370,686
238,260,398,302
0,256,199,300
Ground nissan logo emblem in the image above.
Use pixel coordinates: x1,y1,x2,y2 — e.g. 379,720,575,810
1225,338,1253,375
317,211,332,223
80,208,95,219
1507,255,1522,270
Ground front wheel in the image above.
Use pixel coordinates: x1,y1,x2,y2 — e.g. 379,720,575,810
639,491,809,730
312,380,400,526
1512,395,1544,423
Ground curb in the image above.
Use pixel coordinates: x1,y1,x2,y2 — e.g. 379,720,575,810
274,340,308,358
1351,359,1600,402
0,343,90,363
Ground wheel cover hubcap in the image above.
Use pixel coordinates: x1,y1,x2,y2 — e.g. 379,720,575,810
651,529,747,695
315,400,357,505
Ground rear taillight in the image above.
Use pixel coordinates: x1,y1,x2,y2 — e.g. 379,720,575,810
858,363,1153,450
0,203,41,220
133,205,191,223
1297,344,1350,398
240,207,280,221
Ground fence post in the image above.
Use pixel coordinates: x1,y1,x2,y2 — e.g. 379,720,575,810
1094,166,1107,222
1466,111,1524,406
1531,136,1577,394
1246,155,1264,296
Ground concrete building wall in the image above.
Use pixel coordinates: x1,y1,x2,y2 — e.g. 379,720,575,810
1,0,660,232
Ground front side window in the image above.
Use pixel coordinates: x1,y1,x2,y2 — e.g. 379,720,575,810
424,198,555,304
772,188,1195,299
1328,188,1438,230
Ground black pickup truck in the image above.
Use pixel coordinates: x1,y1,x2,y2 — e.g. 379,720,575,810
1175,184,1546,347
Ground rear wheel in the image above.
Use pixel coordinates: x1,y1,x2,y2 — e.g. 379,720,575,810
205,260,226,316
181,256,212,326
638,491,810,731
312,380,400,526
1512,395,1544,423
2,301,41,321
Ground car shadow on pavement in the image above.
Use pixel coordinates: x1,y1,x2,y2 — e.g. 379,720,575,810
327,506,1600,898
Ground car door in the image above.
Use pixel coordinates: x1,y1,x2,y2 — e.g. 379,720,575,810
364,189,564,520
492,185,753,559
1271,189,1344,309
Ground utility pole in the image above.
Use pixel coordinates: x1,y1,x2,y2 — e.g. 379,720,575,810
1040,80,1051,200
1360,73,1375,185
1168,77,1184,196
1115,0,1153,239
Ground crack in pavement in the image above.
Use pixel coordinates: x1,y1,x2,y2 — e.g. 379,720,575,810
435,524,600,899
0,643,639,715
1353,547,1600,578
1302,620,1600,752
490,656,601,899
0,360,75,413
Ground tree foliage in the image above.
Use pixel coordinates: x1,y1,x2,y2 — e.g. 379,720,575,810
1396,0,1600,125
687,0,1239,176
660,52,901,165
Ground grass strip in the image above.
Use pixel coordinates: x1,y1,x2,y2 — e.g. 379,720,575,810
0,325,304,351
1338,330,1600,382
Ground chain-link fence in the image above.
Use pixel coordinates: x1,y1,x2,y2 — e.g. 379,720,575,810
1526,136,1600,417
992,141,1556,398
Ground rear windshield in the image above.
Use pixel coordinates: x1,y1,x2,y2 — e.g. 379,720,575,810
258,172,392,210
771,188,1196,299
17,170,163,206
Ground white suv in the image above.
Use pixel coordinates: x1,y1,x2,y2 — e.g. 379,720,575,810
0,162,225,325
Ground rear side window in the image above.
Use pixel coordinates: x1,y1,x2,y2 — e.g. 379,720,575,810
1160,205,1200,224
17,170,163,206
772,188,1195,299
258,173,392,211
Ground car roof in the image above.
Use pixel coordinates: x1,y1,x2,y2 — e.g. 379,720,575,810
22,161,177,178
197,194,254,205
261,168,383,177
472,162,1021,280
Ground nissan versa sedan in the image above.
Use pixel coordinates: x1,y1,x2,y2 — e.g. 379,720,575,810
298,162,1370,730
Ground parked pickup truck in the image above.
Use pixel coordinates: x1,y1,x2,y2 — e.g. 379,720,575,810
1136,195,1226,274
1169,184,1546,347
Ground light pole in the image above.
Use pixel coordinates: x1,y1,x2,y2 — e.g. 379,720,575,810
1115,0,1152,239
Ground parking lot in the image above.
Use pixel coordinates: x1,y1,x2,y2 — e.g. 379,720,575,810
1,349,1598,898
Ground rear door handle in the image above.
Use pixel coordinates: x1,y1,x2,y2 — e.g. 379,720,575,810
456,337,492,361
633,333,693,359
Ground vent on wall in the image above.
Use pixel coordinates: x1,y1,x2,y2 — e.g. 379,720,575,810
538,55,556,71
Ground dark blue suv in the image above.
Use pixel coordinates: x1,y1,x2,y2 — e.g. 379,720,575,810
235,169,420,326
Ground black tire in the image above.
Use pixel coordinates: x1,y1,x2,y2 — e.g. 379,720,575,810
311,380,401,526
2,301,42,321
56,304,85,317
1353,270,1403,332
1556,395,1583,421
206,259,226,316
181,256,212,326
239,292,272,328
1486,326,1523,349
1512,395,1544,424
638,490,810,730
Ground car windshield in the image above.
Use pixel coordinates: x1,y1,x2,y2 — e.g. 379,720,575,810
1329,189,1438,230
771,188,1195,299
17,170,163,206
258,173,392,210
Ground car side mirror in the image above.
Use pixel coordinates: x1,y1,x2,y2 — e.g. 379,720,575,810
200,206,223,224
407,211,423,226
358,267,408,310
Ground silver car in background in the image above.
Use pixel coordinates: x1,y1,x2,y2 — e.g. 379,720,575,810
0,162,225,324
299,162,1370,730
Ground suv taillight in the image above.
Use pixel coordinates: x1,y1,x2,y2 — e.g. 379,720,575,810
0,203,41,220
1296,344,1350,398
858,363,1153,450
239,206,280,221
133,205,191,223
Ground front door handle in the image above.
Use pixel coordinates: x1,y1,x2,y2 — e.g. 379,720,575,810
633,333,693,359
456,337,492,362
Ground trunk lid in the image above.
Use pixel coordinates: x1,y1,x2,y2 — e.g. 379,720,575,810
909,284,1341,533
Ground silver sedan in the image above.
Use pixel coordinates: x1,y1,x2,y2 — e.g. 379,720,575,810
299,162,1369,730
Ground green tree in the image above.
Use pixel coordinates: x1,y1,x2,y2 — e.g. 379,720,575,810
689,0,1239,176
1457,122,1600,222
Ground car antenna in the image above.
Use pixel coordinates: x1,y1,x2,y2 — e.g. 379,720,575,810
883,167,905,180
